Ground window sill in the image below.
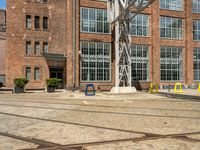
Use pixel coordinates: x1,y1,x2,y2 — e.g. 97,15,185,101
160,37,184,41
24,55,43,57
131,35,150,38
80,31,111,35
132,81,150,82
192,12,200,15
160,8,183,12
80,81,112,83
43,29,49,31
160,81,184,83
25,28,49,32
24,1,49,5
35,29,49,32
193,40,200,42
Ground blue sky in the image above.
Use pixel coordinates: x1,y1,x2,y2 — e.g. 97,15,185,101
0,0,6,9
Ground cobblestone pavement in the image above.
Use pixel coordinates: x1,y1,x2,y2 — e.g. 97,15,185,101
0,91,199,150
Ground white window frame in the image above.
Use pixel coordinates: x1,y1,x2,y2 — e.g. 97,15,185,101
130,14,149,37
80,7,111,34
131,44,150,81
160,46,183,81
80,41,112,82
160,16,183,39
160,0,183,11
194,48,200,81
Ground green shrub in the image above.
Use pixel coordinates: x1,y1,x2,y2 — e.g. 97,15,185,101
46,78,61,88
14,78,29,88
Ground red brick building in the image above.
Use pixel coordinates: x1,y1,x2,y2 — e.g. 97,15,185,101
5,0,200,90
0,9,6,85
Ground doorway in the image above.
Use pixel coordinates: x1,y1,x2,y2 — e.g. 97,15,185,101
49,67,65,89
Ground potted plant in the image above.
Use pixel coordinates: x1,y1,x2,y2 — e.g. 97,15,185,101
46,78,61,93
14,78,29,93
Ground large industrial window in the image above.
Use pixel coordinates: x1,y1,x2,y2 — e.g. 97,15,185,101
193,20,200,41
80,8,110,34
160,16,183,39
160,47,183,81
80,41,111,82
194,48,200,81
193,0,200,13
130,14,149,37
160,0,183,11
131,45,149,81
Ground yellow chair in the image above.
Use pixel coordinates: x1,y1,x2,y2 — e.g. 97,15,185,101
174,83,183,93
198,83,200,92
149,83,158,94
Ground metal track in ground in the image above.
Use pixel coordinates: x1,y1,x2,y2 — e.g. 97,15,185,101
26,132,200,150
0,131,199,150
0,111,159,136
0,131,63,149
0,103,199,120
0,99,199,112
0,112,199,150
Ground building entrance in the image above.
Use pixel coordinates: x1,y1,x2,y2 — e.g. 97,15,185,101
49,67,65,89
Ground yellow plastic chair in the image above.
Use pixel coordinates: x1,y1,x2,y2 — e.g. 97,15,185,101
174,83,183,93
149,83,158,94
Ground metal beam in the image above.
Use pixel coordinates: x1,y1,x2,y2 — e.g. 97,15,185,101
108,0,155,93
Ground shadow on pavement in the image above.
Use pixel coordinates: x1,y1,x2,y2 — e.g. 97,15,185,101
155,92,200,102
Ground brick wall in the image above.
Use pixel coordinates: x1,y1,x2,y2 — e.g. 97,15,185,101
6,0,67,88
0,32,6,75
5,0,200,90
0,9,6,85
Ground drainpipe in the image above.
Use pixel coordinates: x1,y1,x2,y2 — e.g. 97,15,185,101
72,0,77,92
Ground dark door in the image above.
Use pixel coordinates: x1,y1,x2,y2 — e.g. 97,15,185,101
49,67,64,89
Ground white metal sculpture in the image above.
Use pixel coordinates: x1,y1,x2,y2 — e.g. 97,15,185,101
108,0,155,93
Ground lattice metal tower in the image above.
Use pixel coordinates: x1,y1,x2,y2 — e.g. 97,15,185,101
107,0,155,93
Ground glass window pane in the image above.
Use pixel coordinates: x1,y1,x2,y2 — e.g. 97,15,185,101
193,0,200,13
26,41,32,55
34,67,40,81
131,45,149,81
80,41,111,82
130,14,149,36
194,48,200,80
160,0,183,11
160,46,183,81
26,15,31,29
26,67,31,80
80,8,110,34
160,16,183,39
